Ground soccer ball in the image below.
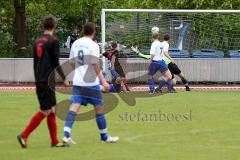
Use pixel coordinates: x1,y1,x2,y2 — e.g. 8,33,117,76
151,26,159,33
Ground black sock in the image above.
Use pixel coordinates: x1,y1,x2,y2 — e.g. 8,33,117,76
181,77,188,86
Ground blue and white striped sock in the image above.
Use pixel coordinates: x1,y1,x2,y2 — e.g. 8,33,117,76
96,114,108,141
64,110,76,138
158,78,166,89
149,78,155,93
166,79,173,91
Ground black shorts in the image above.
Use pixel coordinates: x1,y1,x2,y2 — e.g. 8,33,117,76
36,82,56,111
115,65,125,77
168,62,181,78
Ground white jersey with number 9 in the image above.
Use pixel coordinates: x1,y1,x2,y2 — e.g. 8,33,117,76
69,37,100,86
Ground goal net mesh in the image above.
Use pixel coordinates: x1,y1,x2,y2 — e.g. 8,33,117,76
102,11,240,84
104,12,240,52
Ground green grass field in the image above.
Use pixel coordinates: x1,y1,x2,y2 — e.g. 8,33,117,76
0,90,240,160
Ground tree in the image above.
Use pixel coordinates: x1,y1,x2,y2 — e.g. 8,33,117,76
1,0,240,57
14,0,27,56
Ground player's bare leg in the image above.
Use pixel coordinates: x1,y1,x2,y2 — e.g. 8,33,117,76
164,70,176,93
121,77,130,92
114,77,126,93
121,81,127,92
172,78,177,86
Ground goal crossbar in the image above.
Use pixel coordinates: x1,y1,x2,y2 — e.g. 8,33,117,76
102,9,240,13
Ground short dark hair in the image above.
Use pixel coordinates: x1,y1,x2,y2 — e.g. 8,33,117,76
83,22,96,36
111,41,117,49
43,15,57,30
164,34,170,41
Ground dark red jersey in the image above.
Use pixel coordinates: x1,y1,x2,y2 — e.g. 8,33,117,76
102,49,125,77
103,49,122,68
33,33,65,82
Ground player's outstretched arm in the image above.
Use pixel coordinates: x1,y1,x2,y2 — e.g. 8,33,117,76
93,64,110,91
139,52,151,59
131,46,151,59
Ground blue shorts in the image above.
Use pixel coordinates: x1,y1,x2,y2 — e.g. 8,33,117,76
148,60,168,76
109,84,116,93
71,85,103,107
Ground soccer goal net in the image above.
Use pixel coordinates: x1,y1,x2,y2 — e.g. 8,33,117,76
101,9,240,83
101,9,240,53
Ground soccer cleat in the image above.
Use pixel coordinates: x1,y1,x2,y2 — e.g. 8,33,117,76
101,136,119,143
51,142,69,148
125,86,131,92
168,88,177,93
154,87,162,93
149,90,155,95
62,137,77,145
17,134,28,148
186,86,191,91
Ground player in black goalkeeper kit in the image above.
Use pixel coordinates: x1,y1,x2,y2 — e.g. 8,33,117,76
17,15,68,148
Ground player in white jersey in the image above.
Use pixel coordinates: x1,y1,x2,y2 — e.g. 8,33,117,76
62,22,119,145
148,31,175,94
